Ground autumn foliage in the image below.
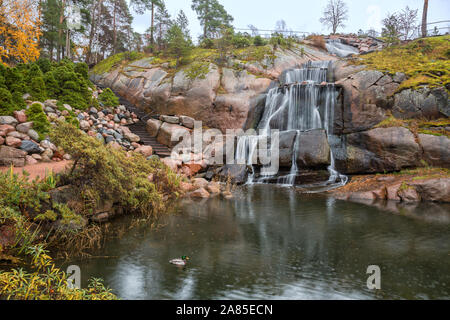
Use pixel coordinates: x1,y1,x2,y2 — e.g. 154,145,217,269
0,0,42,65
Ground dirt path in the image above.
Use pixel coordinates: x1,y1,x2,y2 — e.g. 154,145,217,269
0,160,72,181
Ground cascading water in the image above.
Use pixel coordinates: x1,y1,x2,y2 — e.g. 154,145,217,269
236,60,347,190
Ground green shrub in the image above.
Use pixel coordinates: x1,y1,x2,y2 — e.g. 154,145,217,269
74,62,89,81
36,58,53,74
184,61,210,80
25,103,51,140
0,87,14,115
50,122,181,216
253,35,267,46
29,76,47,102
98,88,119,107
200,38,214,49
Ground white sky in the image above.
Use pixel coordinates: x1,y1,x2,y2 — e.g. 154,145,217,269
130,0,450,41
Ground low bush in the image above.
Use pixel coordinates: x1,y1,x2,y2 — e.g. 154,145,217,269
98,88,119,107
25,103,51,140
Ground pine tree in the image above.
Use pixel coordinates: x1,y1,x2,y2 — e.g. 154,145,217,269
166,24,192,67
176,10,190,39
154,1,171,50
131,0,162,50
191,0,233,39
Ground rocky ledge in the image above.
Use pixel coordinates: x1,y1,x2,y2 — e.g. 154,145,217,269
331,170,450,203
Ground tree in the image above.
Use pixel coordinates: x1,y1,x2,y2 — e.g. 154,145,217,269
41,0,61,61
382,13,401,45
275,20,288,33
0,0,42,65
191,0,233,39
131,0,162,50
421,0,429,37
247,24,259,36
398,6,418,40
319,0,348,34
166,24,192,67
216,26,233,65
176,10,190,38
154,1,171,50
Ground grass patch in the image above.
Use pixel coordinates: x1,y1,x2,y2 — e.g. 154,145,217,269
91,51,147,75
374,114,450,138
351,35,450,93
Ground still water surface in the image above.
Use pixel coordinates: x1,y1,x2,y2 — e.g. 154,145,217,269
68,185,450,300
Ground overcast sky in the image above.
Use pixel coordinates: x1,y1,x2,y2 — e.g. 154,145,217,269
130,0,450,40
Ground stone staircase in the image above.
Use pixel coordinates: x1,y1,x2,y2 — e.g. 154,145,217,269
97,85,171,157
128,122,171,157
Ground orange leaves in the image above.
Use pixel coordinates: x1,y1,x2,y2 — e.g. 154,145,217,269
0,0,42,65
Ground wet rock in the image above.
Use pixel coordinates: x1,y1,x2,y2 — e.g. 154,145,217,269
193,178,209,189
296,129,331,169
216,164,248,185
189,188,210,198
206,181,221,194
398,184,421,202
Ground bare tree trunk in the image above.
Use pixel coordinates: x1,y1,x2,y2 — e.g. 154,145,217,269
150,2,154,49
87,0,102,64
57,0,66,61
113,0,117,55
422,0,429,37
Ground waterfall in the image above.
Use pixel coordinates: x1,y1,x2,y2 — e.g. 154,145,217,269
325,39,359,58
237,60,347,189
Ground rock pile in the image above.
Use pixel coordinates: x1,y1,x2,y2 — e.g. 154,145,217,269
325,35,385,54
0,98,150,167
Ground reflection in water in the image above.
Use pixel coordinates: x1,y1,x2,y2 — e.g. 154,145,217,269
68,185,450,300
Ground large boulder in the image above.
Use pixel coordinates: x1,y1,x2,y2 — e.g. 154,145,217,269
393,87,449,119
0,146,27,167
409,178,450,203
335,70,396,134
156,122,190,148
296,130,331,169
335,127,421,174
216,164,248,185
418,134,450,168
146,118,162,137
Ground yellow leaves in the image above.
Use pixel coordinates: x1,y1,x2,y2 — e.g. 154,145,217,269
0,0,42,65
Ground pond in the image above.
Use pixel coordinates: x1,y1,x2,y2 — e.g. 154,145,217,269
67,185,450,300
